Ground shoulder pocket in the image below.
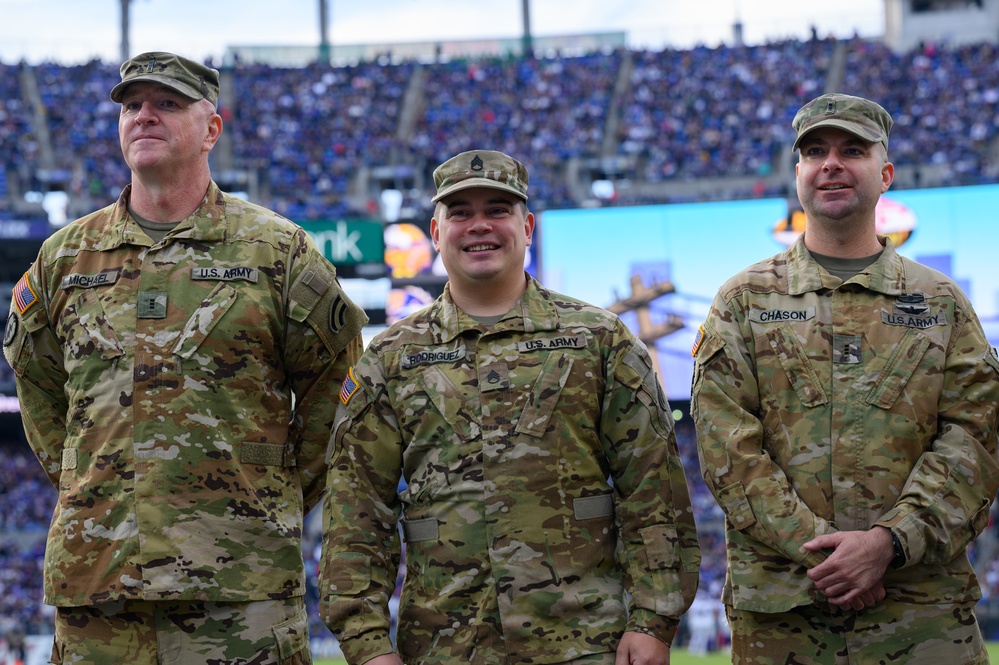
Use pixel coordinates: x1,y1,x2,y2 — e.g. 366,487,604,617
4,301,53,376
984,347,999,377
620,343,672,438
288,262,365,355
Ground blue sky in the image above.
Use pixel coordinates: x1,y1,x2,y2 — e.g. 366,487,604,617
3,0,883,65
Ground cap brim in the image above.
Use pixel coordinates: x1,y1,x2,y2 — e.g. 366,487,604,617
792,119,884,152
110,75,203,102
432,178,528,203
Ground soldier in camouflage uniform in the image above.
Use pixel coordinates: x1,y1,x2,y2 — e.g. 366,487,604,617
319,150,699,665
692,93,999,663
2,52,367,664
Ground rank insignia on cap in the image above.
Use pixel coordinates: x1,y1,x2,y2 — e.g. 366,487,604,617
13,272,38,316
691,324,705,357
340,367,360,405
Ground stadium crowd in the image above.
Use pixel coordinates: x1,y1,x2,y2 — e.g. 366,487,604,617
3,31,999,655
3,35,999,224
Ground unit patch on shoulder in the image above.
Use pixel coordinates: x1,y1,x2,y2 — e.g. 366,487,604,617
340,367,360,405
691,324,704,357
330,295,348,333
3,311,18,348
13,272,38,316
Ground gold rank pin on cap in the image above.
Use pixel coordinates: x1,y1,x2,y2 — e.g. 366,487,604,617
432,150,529,203
110,51,220,106
791,93,893,152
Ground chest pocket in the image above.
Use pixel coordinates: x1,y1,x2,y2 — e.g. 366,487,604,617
171,282,237,359
418,365,481,442
864,328,930,410
765,325,827,408
72,289,124,362
515,352,574,438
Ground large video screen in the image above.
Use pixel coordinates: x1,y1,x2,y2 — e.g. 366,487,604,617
540,184,999,401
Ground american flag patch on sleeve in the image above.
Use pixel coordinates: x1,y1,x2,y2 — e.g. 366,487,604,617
340,367,360,405
691,324,704,357
13,272,38,315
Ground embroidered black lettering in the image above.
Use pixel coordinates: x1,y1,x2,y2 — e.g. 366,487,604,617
401,346,467,369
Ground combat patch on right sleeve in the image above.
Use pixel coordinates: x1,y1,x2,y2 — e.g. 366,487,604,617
288,261,366,354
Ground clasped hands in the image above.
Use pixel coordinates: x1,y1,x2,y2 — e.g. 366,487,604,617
802,526,896,611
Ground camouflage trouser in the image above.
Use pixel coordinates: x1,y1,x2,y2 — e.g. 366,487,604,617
51,597,311,665
727,600,988,665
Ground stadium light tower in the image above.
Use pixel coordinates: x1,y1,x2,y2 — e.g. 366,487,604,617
522,0,533,57
120,0,132,61
318,0,331,64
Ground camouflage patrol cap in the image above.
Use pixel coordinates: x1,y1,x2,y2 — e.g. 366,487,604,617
110,51,220,106
432,150,529,203
792,93,893,152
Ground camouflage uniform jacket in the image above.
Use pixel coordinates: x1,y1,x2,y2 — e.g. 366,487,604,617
692,235,999,613
320,276,700,665
3,182,366,607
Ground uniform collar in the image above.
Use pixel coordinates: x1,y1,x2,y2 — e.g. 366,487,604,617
99,180,229,250
431,274,560,343
786,233,906,296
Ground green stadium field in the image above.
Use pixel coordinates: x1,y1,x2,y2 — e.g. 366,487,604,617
316,642,999,664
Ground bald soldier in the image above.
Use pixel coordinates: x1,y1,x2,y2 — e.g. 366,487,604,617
3,52,366,664
320,150,699,665
692,93,999,663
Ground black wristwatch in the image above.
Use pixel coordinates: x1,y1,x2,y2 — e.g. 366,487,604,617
890,531,906,569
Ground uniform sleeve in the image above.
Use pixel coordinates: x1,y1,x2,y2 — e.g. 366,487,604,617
601,328,699,645
284,231,367,512
4,260,69,486
691,294,831,569
319,352,402,664
874,305,999,567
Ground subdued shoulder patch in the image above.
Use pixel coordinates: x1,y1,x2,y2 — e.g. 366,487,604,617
330,294,348,333
12,272,38,316
340,366,360,405
3,311,18,348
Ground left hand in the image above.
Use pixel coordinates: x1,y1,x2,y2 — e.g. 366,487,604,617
615,631,670,665
803,527,895,609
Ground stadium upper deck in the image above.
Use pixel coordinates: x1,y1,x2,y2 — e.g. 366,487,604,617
2,35,999,227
